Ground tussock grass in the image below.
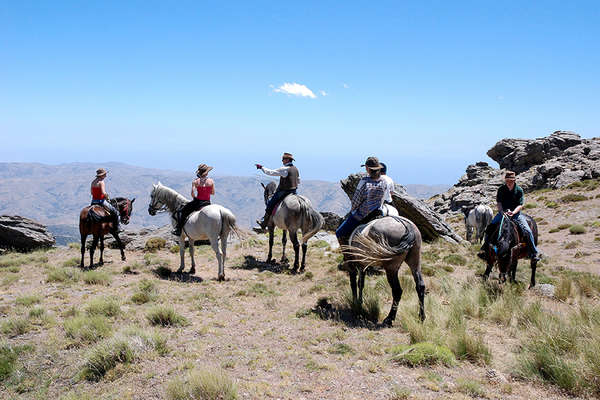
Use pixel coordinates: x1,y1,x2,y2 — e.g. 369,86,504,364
0,342,33,382
0,250,49,268
82,270,112,285
1,317,31,337
523,202,537,209
85,296,121,317
62,257,80,268
131,279,158,304
327,342,354,355
15,294,41,307
560,194,588,203
64,315,112,346
146,305,188,327
564,240,581,249
46,267,81,283
567,179,600,191
569,224,586,234
169,245,180,253
450,328,492,365
341,286,380,323
28,307,46,319
456,378,486,397
557,223,571,230
545,201,559,209
555,277,573,301
165,367,238,400
122,262,141,274
68,242,81,250
389,342,456,367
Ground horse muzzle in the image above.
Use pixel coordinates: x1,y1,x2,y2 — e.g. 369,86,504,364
148,206,156,216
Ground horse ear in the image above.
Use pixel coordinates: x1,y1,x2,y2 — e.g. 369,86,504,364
131,198,135,203
261,182,266,189
157,181,162,186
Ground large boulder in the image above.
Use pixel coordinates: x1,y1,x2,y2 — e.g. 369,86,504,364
430,131,600,215
340,174,463,243
0,215,55,251
319,212,343,232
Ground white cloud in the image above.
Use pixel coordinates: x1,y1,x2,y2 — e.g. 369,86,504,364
342,83,350,89
319,90,327,96
272,82,316,98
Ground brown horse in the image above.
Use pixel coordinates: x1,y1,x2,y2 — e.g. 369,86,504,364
79,197,134,268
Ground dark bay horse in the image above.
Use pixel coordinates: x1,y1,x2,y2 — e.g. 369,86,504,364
343,216,425,326
260,182,324,272
482,212,538,288
79,197,134,268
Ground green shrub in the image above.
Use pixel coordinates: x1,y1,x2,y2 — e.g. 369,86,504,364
85,296,121,317
389,342,456,367
567,179,600,191
146,306,188,327
549,228,560,233
558,223,571,230
169,245,180,253
560,194,588,203
62,257,80,268
165,367,238,400
421,266,435,276
131,279,158,304
68,242,81,250
144,237,166,252
545,201,559,209
569,225,586,234
82,270,112,286
523,203,537,209
64,315,112,345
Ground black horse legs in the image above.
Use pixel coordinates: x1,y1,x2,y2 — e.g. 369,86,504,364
349,269,358,301
80,234,87,268
99,236,104,265
112,231,126,261
266,226,275,263
90,235,99,268
383,269,403,326
529,260,537,288
300,243,307,270
280,230,287,262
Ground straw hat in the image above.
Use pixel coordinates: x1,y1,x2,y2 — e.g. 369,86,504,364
504,171,516,180
361,156,383,170
96,168,108,177
282,152,295,161
196,164,213,177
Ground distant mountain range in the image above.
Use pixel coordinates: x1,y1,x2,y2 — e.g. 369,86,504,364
0,162,449,243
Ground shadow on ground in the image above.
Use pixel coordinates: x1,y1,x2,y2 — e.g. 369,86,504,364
305,297,384,330
152,266,204,283
232,255,293,274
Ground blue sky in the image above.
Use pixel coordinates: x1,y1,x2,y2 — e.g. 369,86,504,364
1,1,599,184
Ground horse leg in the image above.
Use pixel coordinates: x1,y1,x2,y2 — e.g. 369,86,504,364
529,259,537,289
358,269,365,306
289,230,300,272
349,269,358,301
266,226,274,263
210,236,224,281
280,230,288,263
189,241,196,275
80,234,87,268
300,242,308,271
111,232,126,261
483,261,493,281
406,246,426,322
220,234,228,277
99,235,104,266
90,235,99,268
382,266,402,327
177,237,185,273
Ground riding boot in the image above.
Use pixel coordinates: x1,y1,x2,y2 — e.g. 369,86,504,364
337,236,352,271
256,212,270,230
112,213,123,233
171,211,182,236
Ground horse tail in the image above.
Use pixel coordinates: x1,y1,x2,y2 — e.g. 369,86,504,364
297,196,324,239
343,217,417,268
219,208,246,242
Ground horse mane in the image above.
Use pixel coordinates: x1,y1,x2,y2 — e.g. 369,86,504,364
154,183,188,211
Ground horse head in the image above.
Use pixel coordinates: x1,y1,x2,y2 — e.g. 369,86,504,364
261,181,277,206
113,197,134,225
491,213,517,279
148,183,163,215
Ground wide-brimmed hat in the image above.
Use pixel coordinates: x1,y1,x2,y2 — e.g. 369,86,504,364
361,156,383,170
282,152,295,161
196,164,213,176
504,171,516,180
96,168,108,177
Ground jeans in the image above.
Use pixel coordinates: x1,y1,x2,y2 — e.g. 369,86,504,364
91,199,117,216
335,213,361,242
491,212,538,255
177,198,210,230
265,189,296,215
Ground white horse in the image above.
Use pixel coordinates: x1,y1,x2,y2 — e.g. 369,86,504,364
381,203,399,217
464,204,493,243
147,182,239,281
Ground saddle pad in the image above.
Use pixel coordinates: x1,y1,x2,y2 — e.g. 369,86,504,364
87,206,107,223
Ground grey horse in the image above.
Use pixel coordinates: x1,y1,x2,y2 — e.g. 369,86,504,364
147,182,240,281
464,204,493,243
260,182,324,272
343,216,425,326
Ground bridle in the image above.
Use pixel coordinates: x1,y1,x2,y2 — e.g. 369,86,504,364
148,191,169,215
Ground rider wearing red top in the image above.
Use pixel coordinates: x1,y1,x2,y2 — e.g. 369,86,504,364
172,164,215,236
90,168,120,232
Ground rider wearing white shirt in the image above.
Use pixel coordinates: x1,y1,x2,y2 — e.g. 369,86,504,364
380,162,395,204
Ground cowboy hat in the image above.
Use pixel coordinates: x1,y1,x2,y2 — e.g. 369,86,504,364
282,152,295,161
504,171,516,179
196,164,213,176
361,156,383,170
96,168,108,177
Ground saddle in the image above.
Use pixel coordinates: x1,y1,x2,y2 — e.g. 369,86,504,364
86,205,111,223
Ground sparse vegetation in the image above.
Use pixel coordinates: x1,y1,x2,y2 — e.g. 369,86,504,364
15,294,41,307
524,202,537,209
62,257,80,267
82,270,112,285
389,342,456,367
442,254,467,266
85,296,121,317
1,317,31,337
46,267,82,283
64,315,112,346
560,194,588,203
165,367,238,400
146,305,188,327
131,279,158,304
144,237,166,252
0,342,33,382
569,224,586,234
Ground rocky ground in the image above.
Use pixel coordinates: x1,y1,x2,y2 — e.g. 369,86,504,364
0,182,599,400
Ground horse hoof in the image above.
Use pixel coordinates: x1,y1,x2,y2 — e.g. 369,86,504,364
266,258,273,264
176,268,184,274
218,274,225,281
382,318,393,327
121,256,126,261
189,269,196,275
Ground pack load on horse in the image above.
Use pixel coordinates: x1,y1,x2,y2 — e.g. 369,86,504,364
478,171,541,287
463,204,493,243
79,168,134,268
147,182,240,281
172,164,215,236
258,181,324,272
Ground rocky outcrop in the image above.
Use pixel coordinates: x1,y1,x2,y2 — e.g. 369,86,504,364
340,174,463,243
319,212,343,232
0,215,55,251
430,131,600,214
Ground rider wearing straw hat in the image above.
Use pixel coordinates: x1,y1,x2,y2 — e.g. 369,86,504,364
172,164,215,236
336,156,387,268
255,152,300,229
90,168,120,232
